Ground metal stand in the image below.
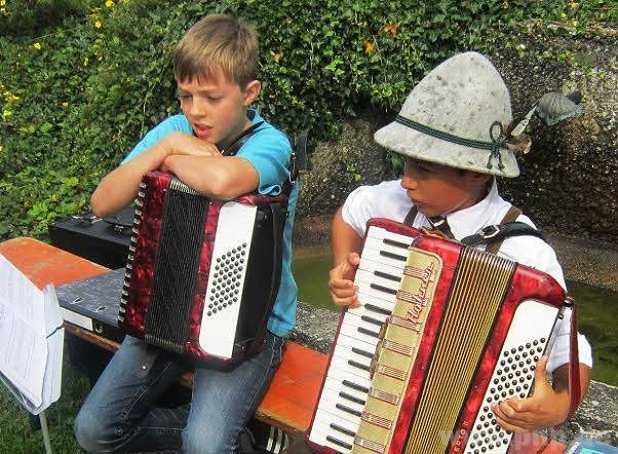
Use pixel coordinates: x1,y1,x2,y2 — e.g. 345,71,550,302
39,411,53,454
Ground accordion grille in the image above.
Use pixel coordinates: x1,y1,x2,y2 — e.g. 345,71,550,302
144,188,209,353
404,248,516,454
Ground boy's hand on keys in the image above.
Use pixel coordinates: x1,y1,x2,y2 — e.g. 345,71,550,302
329,252,360,308
491,356,570,432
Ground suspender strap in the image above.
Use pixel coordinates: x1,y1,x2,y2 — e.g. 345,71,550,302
459,205,545,254
403,206,418,227
484,205,522,254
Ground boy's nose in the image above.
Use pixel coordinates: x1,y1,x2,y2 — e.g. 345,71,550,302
401,174,417,190
190,96,208,117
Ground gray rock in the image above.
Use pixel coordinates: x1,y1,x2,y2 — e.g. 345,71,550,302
297,119,393,218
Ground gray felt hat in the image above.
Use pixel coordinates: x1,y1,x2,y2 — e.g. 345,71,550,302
374,52,519,178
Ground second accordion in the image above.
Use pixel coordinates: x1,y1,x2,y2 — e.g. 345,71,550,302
118,171,287,364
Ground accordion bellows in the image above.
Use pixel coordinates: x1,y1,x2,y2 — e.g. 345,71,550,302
119,171,287,363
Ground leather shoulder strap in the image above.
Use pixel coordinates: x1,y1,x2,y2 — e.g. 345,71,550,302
485,205,522,254
404,205,418,227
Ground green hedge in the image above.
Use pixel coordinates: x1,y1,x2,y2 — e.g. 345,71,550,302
1,0,615,239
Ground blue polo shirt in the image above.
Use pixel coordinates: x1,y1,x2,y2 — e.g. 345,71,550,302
122,110,298,337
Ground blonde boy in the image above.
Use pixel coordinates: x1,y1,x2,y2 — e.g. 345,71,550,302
74,15,298,453
329,52,592,435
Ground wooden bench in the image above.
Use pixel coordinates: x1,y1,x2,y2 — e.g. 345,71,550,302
0,237,568,453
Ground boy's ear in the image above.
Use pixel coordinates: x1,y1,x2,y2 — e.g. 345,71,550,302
242,80,261,106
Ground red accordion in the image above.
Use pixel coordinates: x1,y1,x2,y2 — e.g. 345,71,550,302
308,218,579,454
118,171,287,364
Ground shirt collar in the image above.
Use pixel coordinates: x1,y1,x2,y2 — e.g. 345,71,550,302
419,179,503,239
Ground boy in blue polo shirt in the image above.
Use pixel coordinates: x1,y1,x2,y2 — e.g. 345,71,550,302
74,14,297,453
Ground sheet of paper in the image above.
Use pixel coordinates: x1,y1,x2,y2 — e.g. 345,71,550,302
0,254,48,408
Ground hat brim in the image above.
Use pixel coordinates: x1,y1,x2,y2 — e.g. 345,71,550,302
374,121,520,178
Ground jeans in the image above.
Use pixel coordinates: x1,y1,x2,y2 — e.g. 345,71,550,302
74,332,285,453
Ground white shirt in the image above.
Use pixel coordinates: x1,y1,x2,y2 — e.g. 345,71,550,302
342,179,592,373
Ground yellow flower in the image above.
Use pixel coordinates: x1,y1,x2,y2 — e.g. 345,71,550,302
95,20,102,29
61,102,69,108
105,0,114,8
270,51,283,63
382,22,401,37
571,20,578,27
0,144,3,153
0,0,6,6
33,42,42,50
363,39,376,55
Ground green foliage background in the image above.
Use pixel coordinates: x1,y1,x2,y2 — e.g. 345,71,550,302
0,0,616,239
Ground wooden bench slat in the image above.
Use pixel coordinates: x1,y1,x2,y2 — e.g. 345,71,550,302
0,237,108,288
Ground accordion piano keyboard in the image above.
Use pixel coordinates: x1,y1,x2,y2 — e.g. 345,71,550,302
309,225,414,453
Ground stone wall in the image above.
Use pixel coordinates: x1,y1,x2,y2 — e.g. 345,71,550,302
296,22,618,242
492,21,618,241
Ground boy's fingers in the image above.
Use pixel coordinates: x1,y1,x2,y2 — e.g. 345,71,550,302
329,286,356,299
331,294,359,308
347,252,360,266
329,277,354,290
493,399,539,429
493,413,525,433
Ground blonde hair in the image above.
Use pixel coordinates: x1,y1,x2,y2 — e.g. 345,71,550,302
174,14,258,87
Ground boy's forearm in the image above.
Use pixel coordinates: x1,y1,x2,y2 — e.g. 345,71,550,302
331,208,362,265
90,144,168,217
163,154,259,200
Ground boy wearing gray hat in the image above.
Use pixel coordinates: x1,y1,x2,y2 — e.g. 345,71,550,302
329,52,592,433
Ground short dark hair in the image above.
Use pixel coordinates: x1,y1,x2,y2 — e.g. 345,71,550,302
174,14,258,87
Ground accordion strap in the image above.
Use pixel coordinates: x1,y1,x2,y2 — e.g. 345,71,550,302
220,121,265,157
567,299,582,417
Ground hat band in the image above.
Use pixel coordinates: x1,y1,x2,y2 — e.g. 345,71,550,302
395,115,507,170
